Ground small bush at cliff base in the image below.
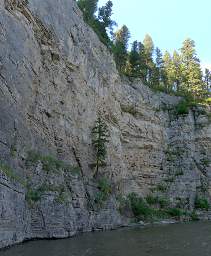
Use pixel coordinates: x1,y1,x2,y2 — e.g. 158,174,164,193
165,208,184,217
128,193,154,219
190,211,199,221
195,197,209,210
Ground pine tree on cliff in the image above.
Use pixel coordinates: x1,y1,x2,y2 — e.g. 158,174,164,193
92,117,109,177
77,0,116,48
172,50,182,91
151,47,164,87
204,68,211,92
138,42,148,82
155,47,166,85
96,0,117,46
98,0,116,36
125,41,141,77
163,51,173,92
180,38,204,99
113,25,130,73
77,0,98,23
143,34,155,85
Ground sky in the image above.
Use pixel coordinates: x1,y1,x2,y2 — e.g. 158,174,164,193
98,0,210,70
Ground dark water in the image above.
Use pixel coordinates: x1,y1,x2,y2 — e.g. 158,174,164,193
2,222,211,256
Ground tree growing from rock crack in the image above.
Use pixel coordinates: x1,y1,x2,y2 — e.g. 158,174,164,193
92,117,109,177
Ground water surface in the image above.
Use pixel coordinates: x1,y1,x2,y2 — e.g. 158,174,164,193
2,222,211,256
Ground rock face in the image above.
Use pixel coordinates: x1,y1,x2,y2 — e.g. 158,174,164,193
0,0,211,249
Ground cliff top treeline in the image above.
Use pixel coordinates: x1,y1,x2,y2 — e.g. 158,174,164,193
77,0,211,106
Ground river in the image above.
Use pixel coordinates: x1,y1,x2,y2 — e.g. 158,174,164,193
1,222,211,256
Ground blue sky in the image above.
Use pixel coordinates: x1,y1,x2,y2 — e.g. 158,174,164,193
98,0,210,69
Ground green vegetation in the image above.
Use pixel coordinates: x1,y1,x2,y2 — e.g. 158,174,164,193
77,0,116,47
26,184,69,205
156,183,168,192
77,0,211,107
0,161,26,186
26,188,42,204
165,208,184,217
190,211,199,221
95,177,112,206
26,151,79,174
146,195,169,209
175,169,184,177
10,144,17,158
200,158,211,167
119,192,209,221
195,197,209,210
127,193,186,221
92,117,109,177
175,100,190,115
145,195,159,205
128,193,155,219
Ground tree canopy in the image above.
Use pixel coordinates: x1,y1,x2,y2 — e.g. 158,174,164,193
77,0,211,104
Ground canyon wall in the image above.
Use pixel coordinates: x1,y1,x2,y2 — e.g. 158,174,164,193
0,0,211,248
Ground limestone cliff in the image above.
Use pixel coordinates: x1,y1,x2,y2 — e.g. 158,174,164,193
0,0,211,249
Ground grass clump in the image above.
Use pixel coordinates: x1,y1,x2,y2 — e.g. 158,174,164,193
128,193,187,221
146,195,159,205
128,193,154,219
26,150,79,174
146,195,169,209
0,161,26,186
195,197,209,211
165,208,184,217
26,188,42,204
95,177,112,206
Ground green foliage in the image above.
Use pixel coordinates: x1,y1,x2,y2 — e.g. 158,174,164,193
156,183,168,192
26,151,78,174
78,0,211,103
165,208,184,217
190,211,199,221
95,177,112,206
145,195,169,209
92,117,109,176
158,197,170,208
26,184,69,205
26,188,42,204
10,144,17,158
128,193,184,221
113,25,130,73
200,158,211,167
175,169,184,176
175,100,190,115
0,161,26,186
77,0,116,48
128,193,154,219
77,0,98,22
125,40,141,77
195,197,209,210
145,195,159,205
